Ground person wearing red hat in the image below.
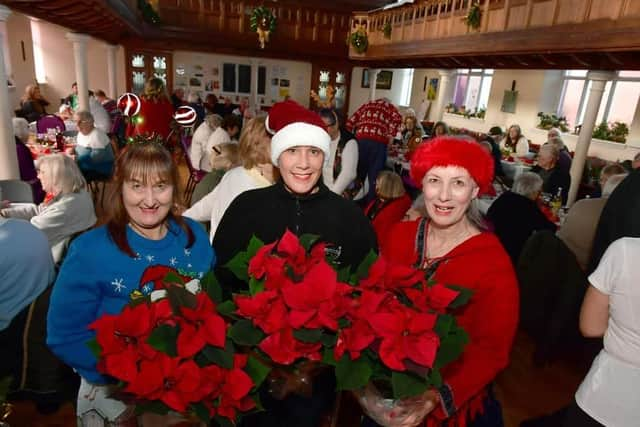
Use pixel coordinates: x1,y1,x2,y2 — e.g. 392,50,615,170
359,137,518,427
213,100,377,427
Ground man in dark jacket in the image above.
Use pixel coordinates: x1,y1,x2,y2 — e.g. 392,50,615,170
487,172,557,265
213,100,377,427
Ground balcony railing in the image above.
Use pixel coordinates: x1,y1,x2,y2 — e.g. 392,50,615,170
349,0,640,57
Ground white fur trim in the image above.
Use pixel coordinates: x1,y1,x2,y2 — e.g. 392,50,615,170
270,122,331,166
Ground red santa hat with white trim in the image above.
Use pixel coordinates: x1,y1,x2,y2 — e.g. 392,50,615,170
266,100,330,166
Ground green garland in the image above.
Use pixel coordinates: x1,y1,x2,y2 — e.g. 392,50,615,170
383,21,392,39
138,0,161,25
250,6,277,34
464,2,481,30
349,27,368,54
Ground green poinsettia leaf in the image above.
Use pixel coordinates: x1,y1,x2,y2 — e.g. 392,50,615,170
337,266,352,284
322,347,338,366
201,271,222,304
229,319,265,346
354,250,378,281
249,277,265,296
391,371,429,400
299,234,320,252
292,328,323,343
135,400,170,416
427,367,443,389
320,333,337,347
434,314,453,337
201,342,234,369
335,355,372,391
446,285,473,309
146,324,178,357
167,285,197,311
247,235,265,259
434,322,469,369
225,252,250,282
216,300,238,318
246,355,271,389
87,338,102,358
191,402,211,423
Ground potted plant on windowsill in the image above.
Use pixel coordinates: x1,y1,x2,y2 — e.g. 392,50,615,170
592,121,629,144
536,112,570,132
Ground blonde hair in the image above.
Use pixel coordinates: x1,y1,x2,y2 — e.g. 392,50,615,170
376,171,406,200
142,77,168,102
238,116,271,169
21,84,40,102
36,154,87,195
210,143,240,171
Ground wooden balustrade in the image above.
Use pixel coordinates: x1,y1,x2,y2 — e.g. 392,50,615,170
349,0,640,58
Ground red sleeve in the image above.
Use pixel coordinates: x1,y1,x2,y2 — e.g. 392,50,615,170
433,249,519,419
372,195,412,248
388,106,403,137
380,219,419,263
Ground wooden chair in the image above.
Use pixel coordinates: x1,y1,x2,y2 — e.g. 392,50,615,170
178,133,206,206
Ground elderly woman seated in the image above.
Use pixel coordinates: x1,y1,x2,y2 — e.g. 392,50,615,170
13,117,45,203
487,172,557,265
73,110,115,180
0,154,96,262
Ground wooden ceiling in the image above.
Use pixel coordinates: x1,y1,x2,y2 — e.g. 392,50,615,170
266,0,393,13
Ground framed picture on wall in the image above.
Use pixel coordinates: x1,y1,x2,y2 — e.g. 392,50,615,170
427,78,439,100
361,69,393,89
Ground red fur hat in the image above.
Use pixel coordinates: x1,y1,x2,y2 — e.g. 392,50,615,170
410,136,495,195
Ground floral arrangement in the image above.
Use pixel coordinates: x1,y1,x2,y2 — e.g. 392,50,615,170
537,112,570,132
446,104,486,120
464,2,482,30
88,266,270,425
592,120,629,143
349,25,369,54
250,6,277,49
223,230,471,401
383,21,392,39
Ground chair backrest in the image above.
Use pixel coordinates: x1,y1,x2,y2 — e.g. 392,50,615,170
0,179,34,203
179,133,197,174
36,115,66,134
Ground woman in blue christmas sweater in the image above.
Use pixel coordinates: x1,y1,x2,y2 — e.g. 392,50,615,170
47,141,215,426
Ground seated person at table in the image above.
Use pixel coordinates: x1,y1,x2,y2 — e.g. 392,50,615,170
0,154,96,263
546,136,572,173
365,170,412,248
487,172,557,265
74,110,115,179
558,173,626,271
430,120,449,138
19,84,50,123
191,142,240,210
190,113,223,172
400,115,423,150
591,162,626,198
503,124,530,156
13,117,45,203
531,143,570,204
57,104,77,132
89,91,112,134
319,108,360,198
63,82,79,111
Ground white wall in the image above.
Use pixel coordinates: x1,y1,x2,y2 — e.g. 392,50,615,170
3,13,126,111
173,51,312,108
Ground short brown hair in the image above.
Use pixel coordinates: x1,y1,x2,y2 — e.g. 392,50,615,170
238,116,271,169
211,143,240,171
105,142,194,257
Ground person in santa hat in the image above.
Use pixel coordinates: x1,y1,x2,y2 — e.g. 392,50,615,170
213,99,377,427
359,137,518,427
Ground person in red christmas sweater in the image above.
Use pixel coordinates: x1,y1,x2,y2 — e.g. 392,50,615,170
361,137,518,427
128,77,174,140
346,98,402,203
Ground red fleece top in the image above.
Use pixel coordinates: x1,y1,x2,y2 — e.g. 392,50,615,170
365,194,412,249
383,220,519,425
128,98,174,140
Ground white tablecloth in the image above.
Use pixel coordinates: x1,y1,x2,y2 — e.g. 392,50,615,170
501,160,531,181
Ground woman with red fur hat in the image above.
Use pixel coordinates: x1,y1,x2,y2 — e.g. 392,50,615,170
360,137,518,427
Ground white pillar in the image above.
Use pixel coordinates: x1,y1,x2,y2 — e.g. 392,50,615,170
66,32,91,112
106,44,118,99
434,69,455,121
369,68,380,101
0,5,19,180
567,71,615,206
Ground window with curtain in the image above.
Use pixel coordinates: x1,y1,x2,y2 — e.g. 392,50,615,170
557,70,640,129
451,69,493,112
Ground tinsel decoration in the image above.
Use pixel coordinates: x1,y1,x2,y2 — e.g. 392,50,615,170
349,25,368,54
464,2,482,30
126,132,165,146
250,6,277,49
137,0,161,25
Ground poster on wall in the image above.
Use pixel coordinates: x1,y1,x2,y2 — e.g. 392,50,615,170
426,78,439,100
501,90,518,113
361,69,393,90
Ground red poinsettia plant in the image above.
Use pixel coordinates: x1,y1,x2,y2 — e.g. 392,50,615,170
87,266,271,426
222,230,472,401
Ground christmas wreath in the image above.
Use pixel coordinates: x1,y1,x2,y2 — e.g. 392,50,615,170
464,2,482,30
383,21,392,39
250,6,277,49
349,26,369,54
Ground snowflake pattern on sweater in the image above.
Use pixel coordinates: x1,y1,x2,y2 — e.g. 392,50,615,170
346,99,402,144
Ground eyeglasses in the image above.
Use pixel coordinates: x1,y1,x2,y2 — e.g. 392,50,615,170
212,146,221,155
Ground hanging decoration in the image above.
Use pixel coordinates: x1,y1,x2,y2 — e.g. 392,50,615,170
174,105,198,127
349,25,369,54
310,85,335,109
117,93,141,117
137,0,161,25
464,2,482,30
383,21,392,39
250,6,277,49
